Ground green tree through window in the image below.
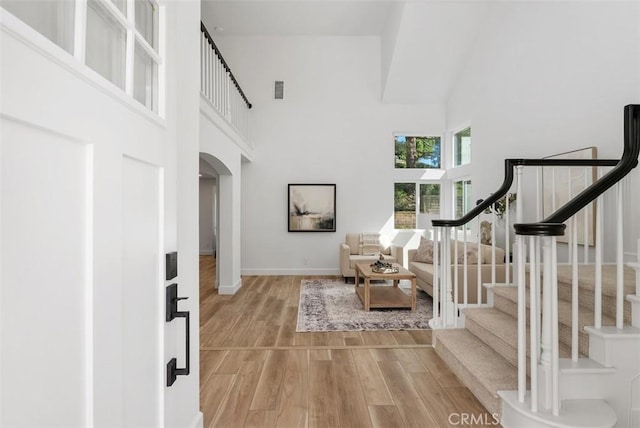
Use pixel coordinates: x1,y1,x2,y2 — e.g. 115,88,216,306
394,183,416,229
395,136,441,169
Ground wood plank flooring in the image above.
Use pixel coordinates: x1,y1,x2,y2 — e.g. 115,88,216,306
199,255,500,428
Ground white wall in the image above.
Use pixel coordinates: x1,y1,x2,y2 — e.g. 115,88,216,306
199,178,216,255
216,36,445,275
446,1,640,260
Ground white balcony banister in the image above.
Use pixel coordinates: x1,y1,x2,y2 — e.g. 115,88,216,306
200,22,252,142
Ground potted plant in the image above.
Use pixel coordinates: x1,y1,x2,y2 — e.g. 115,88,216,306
484,193,517,219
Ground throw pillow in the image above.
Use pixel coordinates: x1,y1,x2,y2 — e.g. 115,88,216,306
480,221,492,245
414,237,434,263
360,233,381,255
456,242,481,264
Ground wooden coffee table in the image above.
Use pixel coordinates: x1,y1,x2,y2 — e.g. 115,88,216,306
354,262,417,311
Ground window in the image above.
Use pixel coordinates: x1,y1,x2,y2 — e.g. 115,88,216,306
453,127,471,167
86,0,127,90
1,0,75,54
419,184,440,214
394,183,441,229
454,179,472,219
2,0,161,113
111,0,127,15
135,0,157,49
395,136,441,169
134,40,157,109
394,183,416,229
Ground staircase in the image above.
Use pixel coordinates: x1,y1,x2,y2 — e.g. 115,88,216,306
428,105,640,427
433,262,639,426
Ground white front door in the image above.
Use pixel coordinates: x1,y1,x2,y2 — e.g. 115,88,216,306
0,3,200,426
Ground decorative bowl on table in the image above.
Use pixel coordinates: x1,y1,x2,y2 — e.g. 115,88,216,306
371,260,399,274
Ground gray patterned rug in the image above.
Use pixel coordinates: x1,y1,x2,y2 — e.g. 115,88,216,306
296,279,432,332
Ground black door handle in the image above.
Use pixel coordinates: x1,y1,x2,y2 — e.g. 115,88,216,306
166,283,190,387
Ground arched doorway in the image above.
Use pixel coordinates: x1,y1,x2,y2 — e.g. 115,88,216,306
199,152,234,300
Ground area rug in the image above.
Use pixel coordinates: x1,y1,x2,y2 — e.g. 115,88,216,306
296,279,432,332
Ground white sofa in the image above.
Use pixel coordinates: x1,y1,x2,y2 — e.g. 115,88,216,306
339,233,403,282
407,240,507,304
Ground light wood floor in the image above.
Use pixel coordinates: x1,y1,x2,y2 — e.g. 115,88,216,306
199,255,499,428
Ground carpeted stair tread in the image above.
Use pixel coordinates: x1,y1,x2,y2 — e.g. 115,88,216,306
463,307,572,365
435,329,517,415
555,264,635,297
492,285,617,329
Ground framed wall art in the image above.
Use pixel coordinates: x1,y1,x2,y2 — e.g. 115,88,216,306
542,146,597,245
288,184,336,232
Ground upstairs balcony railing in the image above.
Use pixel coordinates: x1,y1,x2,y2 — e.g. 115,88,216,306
200,22,252,142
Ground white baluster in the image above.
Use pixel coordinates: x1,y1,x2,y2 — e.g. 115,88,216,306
463,224,469,305
454,231,459,327
505,192,511,285
570,168,579,362
443,229,454,326
572,209,579,362
216,60,221,111
491,209,496,285
200,34,204,95
433,229,440,324
203,37,208,99
551,237,560,416
583,167,589,264
539,236,553,411
517,232,526,403
616,182,624,329
476,217,481,303
595,170,604,328
529,236,539,413
226,73,232,119
516,166,523,225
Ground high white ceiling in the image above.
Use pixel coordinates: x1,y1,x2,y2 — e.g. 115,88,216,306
201,1,490,104
201,1,396,36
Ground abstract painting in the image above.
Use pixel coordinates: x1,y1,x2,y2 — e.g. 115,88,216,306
288,184,336,232
542,147,597,245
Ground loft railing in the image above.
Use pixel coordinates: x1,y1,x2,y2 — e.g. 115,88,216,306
200,22,252,141
429,104,639,420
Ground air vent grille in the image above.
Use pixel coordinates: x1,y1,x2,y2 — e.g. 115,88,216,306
274,81,284,100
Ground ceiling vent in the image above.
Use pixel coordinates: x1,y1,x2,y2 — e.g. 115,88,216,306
274,80,284,100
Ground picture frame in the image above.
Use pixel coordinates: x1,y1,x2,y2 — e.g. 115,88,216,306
288,184,336,232
542,146,597,246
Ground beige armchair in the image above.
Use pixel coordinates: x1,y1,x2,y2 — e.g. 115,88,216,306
339,233,403,282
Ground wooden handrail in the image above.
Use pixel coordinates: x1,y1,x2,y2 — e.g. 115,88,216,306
432,105,638,231
515,104,639,236
431,158,618,228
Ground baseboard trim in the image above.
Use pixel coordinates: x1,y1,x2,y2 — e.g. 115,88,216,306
189,411,203,428
241,268,340,276
199,250,215,256
218,278,242,295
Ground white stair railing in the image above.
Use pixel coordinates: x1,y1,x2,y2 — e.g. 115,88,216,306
200,22,252,142
516,169,628,415
512,104,639,419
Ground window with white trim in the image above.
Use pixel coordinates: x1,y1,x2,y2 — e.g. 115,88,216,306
394,182,441,229
2,0,161,113
454,179,473,219
453,127,471,167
